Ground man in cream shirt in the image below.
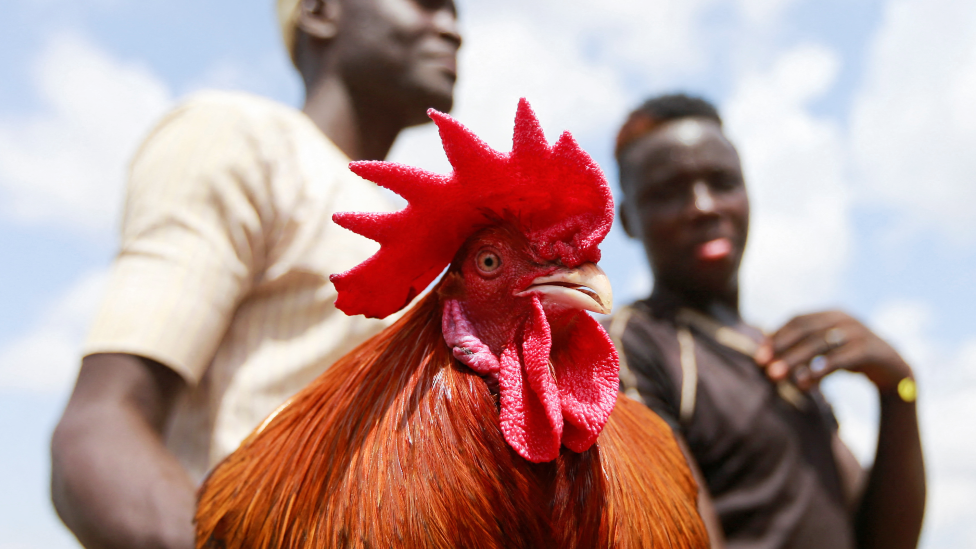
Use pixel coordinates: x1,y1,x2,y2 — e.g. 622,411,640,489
51,1,461,547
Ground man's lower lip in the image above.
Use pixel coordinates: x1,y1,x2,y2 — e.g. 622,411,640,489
696,238,733,260
426,56,457,72
426,63,456,81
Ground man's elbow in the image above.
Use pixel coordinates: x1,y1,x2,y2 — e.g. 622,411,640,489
49,385,112,528
50,403,85,528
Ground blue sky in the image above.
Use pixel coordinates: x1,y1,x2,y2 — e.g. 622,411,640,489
2,0,975,547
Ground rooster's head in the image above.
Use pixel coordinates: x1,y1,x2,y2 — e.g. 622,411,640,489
331,99,618,463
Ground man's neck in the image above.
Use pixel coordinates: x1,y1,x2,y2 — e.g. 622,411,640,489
650,282,742,326
301,76,403,161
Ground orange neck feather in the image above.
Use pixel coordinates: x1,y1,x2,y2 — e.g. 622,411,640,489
196,286,708,549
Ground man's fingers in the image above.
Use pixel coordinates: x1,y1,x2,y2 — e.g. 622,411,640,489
755,343,773,365
801,343,870,388
819,341,879,376
770,311,847,354
767,359,790,379
766,331,834,382
763,312,911,393
797,354,842,390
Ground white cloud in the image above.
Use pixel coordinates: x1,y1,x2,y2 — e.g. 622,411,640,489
392,0,732,175
0,269,109,394
551,0,718,81
19,0,123,8
179,53,303,109
390,1,722,312
850,0,976,242
869,299,939,375
826,372,878,465
626,265,653,301
391,10,633,175
920,359,976,548
737,0,792,24
0,543,51,549
724,44,853,328
462,0,720,81
453,16,630,146
949,339,976,385
821,297,976,548
0,33,172,236
391,9,857,332
825,299,937,465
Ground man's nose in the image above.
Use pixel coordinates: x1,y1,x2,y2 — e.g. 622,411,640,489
433,8,462,48
692,181,716,213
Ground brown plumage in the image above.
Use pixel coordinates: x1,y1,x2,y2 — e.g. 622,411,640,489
196,289,707,548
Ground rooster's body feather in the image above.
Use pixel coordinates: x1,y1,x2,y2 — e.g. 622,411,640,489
197,290,706,548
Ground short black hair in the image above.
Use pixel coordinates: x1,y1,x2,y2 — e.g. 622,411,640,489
615,93,722,160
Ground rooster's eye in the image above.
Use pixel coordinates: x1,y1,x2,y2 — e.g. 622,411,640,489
475,249,502,275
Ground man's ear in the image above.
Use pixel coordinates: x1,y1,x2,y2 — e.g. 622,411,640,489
620,203,637,239
298,0,341,40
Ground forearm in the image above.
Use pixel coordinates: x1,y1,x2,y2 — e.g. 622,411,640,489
52,401,196,549
854,392,926,549
760,312,926,547
51,355,196,549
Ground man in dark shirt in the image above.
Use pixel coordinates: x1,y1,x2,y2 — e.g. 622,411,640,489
611,93,925,549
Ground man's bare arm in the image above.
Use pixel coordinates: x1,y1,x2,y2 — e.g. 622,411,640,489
831,432,867,515
51,353,195,549
759,311,926,549
853,390,925,549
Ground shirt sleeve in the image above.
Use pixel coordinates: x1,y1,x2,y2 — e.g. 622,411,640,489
83,99,275,385
620,318,684,432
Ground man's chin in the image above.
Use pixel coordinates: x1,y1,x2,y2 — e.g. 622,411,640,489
404,89,455,126
669,262,739,295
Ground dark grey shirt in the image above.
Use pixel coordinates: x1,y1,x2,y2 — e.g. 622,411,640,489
616,296,854,549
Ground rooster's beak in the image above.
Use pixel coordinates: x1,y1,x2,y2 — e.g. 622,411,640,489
517,262,613,315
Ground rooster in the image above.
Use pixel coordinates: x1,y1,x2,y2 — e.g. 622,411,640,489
195,99,708,549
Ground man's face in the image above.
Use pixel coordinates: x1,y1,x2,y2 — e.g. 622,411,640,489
338,0,461,125
619,117,750,296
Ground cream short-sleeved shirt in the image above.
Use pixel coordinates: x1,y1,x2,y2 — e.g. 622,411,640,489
84,90,396,483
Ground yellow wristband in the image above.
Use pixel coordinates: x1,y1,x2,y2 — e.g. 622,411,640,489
896,377,917,403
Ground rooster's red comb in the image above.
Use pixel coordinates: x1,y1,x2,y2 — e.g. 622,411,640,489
330,98,614,319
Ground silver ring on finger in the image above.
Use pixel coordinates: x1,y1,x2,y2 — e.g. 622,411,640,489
794,363,811,383
810,355,829,374
824,327,846,350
